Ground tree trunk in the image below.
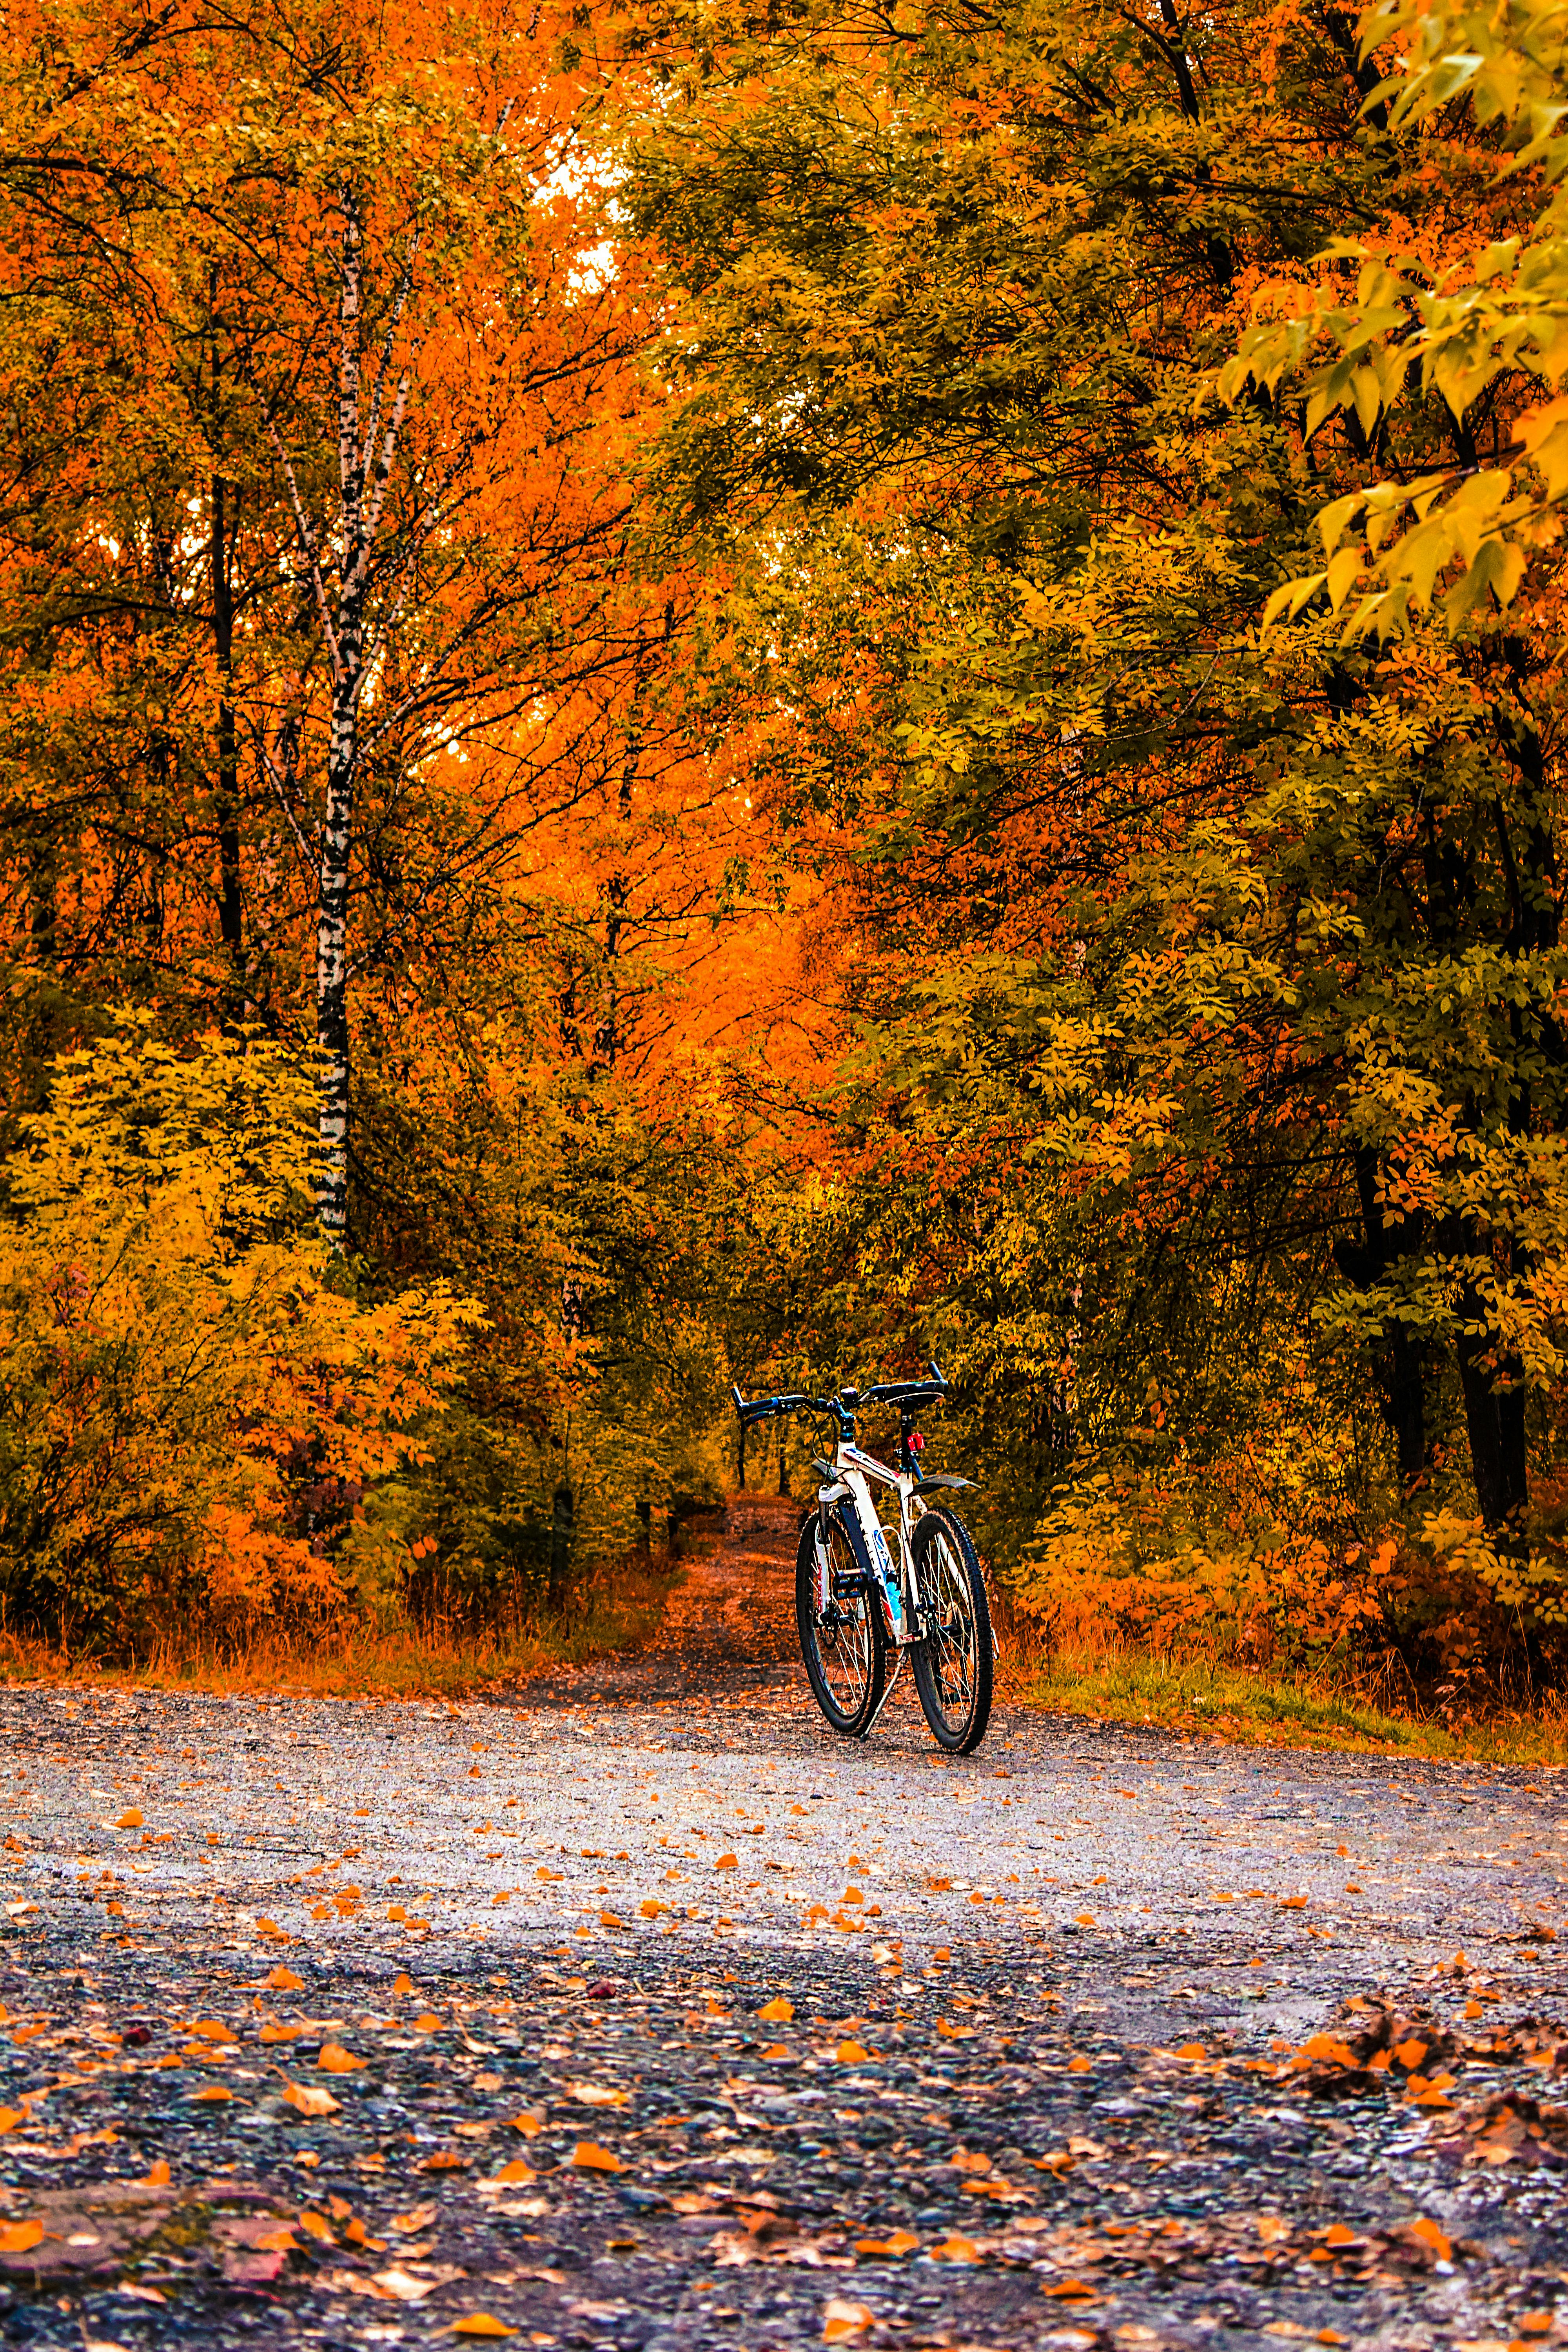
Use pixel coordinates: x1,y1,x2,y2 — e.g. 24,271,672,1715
548,1482,575,1613
211,467,245,1011
269,185,416,1245
29,846,55,967
316,748,353,1243
1334,1145,1427,1481
1455,1310,1529,1530
314,196,368,1245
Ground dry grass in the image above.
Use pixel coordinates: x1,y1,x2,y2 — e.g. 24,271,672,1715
988,1586,1568,1762
0,1552,679,1702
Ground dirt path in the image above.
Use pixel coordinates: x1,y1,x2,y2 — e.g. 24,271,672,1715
513,1496,803,1709
0,1504,1564,2352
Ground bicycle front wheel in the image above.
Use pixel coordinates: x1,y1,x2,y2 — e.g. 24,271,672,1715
910,1508,993,1753
795,1510,887,1739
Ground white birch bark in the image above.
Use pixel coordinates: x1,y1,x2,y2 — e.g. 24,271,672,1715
275,184,416,1245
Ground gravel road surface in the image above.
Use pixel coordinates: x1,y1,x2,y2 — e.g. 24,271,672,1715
0,1497,1564,2352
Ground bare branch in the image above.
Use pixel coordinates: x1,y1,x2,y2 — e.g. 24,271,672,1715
360,233,420,499
338,182,365,536
261,414,342,684
356,352,421,585
252,711,316,875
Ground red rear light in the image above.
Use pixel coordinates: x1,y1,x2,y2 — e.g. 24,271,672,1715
909,1431,925,1454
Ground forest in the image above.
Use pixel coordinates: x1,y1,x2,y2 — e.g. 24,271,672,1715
2,0,1568,1720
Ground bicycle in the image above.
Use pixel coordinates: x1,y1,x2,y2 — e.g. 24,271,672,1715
730,1361,994,1755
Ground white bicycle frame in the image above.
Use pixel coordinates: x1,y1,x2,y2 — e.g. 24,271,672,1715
813,1439,929,1646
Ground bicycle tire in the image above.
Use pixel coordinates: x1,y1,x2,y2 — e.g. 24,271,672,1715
795,1509,887,1739
909,1508,993,1754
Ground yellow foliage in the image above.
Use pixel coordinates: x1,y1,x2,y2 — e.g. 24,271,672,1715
1011,1461,1386,1672
0,1013,477,1651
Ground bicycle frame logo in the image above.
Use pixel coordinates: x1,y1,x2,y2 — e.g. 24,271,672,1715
815,1439,916,1643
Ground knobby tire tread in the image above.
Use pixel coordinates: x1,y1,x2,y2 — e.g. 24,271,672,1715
910,1507,994,1754
794,1510,887,1739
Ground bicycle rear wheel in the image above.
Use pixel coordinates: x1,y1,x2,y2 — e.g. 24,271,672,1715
910,1508,993,1753
795,1510,887,1738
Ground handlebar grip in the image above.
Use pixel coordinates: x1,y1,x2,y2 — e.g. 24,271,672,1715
730,1385,747,1416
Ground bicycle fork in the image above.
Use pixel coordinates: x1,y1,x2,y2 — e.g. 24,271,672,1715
820,1494,915,1644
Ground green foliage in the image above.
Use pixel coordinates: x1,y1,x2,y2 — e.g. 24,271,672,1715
1221,0,1568,641
623,0,1568,1614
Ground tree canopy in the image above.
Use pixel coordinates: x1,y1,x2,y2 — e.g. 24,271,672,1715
2,0,1567,1699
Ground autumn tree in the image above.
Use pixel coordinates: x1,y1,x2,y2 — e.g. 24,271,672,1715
617,0,1568,1663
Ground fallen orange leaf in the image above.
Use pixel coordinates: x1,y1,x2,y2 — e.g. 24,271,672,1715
390,2203,438,2236
114,1809,144,1830
931,2233,979,2263
1067,2055,1091,2074
450,2319,519,2338
0,2107,27,2134
1176,2043,1206,2063
281,2082,340,2118
488,2159,537,2185
570,2141,624,2172
1411,2216,1452,2262
392,1973,415,1996
264,1967,304,1992
836,2041,870,2064
758,1997,794,2023
855,2229,919,2258
715,1854,739,1870
0,2220,44,2254
508,2112,544,2136
144,2161,171,2187
823,2299,875,2340
1392,2039,1429,2070
298,2211,333,2241
190,2085,232,2103
318,2044,367,2074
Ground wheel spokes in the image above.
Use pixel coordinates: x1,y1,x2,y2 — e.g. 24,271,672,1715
815,1567,873,1714
923,1539,975,1721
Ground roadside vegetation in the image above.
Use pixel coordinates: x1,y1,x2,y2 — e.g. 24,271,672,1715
4,0,1568,1740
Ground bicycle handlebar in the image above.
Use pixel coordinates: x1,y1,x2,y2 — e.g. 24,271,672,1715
731,1360,951,1429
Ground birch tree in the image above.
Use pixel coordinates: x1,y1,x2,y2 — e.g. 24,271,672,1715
265,188,423,1241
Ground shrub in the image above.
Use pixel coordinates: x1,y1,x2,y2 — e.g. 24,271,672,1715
0,1012,475,1655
